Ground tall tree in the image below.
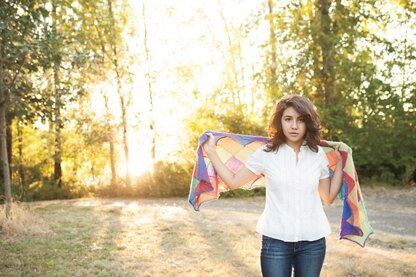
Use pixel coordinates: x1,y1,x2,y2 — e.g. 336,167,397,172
0,0,47,217
36,0,89,189
266,0,280,100
142,2,156,173
104,94,117,187
0,39,12,216
107,0,133,186
217,2,242,107
77,0,137,186
50,1,63,187
75,0,118,188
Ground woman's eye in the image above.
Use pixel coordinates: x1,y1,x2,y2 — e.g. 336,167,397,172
299,118,305,122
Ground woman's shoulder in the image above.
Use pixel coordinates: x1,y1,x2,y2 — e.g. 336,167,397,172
304,144,325,157
317,145,325,153
316,145,329,160
257,144,275,155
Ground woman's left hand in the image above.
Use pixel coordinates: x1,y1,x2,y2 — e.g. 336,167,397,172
334,145,342,163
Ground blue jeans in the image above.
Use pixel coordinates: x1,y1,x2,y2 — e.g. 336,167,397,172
260,235,326,277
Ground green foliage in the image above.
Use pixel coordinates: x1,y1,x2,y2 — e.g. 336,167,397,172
186,101,267,144
6,120,103,202
139,161,194,197
221,187,265,198
96,161,193,198
23,180,94,201
252,0,416,184
2,0,416,205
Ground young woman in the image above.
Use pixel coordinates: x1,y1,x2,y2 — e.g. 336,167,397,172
203,94,343,277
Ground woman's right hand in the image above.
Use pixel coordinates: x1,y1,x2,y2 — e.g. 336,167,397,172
202,133,216,155
201,132,257,190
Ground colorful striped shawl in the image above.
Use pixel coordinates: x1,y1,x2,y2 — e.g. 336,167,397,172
188,130,373,247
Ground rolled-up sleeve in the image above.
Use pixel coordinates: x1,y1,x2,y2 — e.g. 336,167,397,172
319,151,330,179
246,147,266,175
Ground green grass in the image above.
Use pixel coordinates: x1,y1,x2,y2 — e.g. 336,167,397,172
1,197,416,276
1,202,129,276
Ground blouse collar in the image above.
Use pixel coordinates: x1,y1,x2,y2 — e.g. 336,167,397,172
281,142,309,153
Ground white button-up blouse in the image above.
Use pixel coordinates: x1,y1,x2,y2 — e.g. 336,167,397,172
246,143,331,242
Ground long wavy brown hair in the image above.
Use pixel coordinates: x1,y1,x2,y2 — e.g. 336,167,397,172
265,94,322,153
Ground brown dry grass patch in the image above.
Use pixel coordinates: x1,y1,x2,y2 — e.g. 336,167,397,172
0,196,415,276
0,202,50,237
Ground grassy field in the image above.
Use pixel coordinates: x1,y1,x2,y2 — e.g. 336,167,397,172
1,193,416,277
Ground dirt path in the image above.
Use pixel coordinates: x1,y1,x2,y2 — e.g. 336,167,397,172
4,186,412,277
326,187,416,237
193,186,416,237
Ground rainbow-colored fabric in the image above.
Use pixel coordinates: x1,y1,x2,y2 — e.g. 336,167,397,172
188,131,373,247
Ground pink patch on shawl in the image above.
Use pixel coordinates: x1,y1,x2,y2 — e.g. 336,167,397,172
225,156,244,173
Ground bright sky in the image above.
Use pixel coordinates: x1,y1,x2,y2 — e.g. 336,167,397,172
90,0,267,177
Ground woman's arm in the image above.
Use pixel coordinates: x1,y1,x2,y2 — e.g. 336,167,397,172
203,133,258,190
318,145,343,205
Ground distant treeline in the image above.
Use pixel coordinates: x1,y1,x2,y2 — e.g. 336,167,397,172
0,0,415,202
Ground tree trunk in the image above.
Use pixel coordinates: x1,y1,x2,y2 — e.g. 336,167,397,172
308,0,324,101
267,0,278,99
218,5,241,106
316,0,336,106
0,104,11,217
103,94,117,187
108,0,130,186
0,44,12,218
92,6,118,188
6,114,12,175
109,133,116,186
17,120,26,199
52,2,63,188
53,120,63,188
142,2,156,173
120,100,130,185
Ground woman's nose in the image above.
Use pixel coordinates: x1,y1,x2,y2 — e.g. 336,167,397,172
291,121,298,129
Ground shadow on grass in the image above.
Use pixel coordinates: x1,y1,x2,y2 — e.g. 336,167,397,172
0,200,128,276
185,208,260,277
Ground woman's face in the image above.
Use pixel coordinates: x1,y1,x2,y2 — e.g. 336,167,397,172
281,106,307,146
